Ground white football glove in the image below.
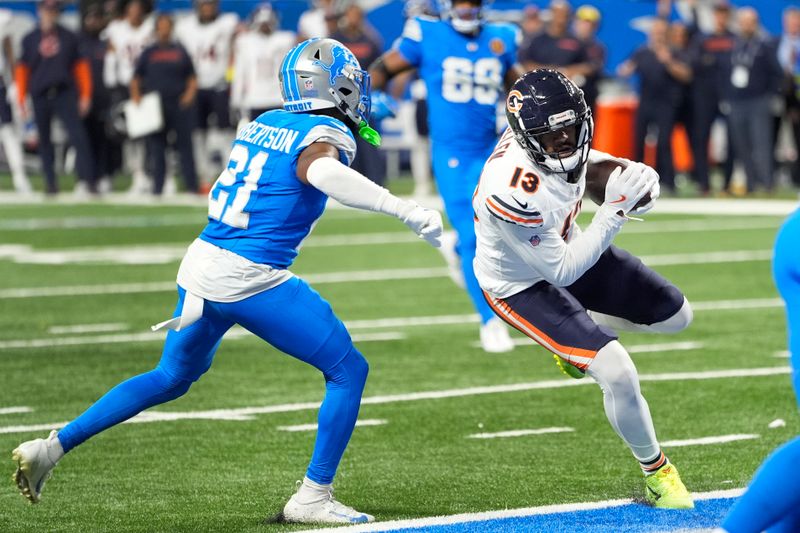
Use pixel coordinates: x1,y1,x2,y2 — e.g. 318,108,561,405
603,162,652,215
629,166,660,215
402,203,443,248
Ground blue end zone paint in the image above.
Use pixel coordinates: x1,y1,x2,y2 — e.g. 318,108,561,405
393,497,735,533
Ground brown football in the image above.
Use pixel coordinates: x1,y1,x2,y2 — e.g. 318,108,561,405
585,159,652,209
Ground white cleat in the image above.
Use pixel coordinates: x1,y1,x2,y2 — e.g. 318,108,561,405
12,430,63,504
438,230,466,289
282,489,374,524
480,317,515,353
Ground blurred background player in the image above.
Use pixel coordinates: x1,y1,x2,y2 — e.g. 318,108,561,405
104,0,154,194
79,4,113,194
573,4,605,115
717,208,800,532
11,37,443,524
297,0,335,41
332,4,386,185
0,9,31,194
176,0,238,190
618,17,692,193
369,0,522,353
131,13,198,195
726,7,782,193
475,69,693,508
230,3,294,121
16,0,94,195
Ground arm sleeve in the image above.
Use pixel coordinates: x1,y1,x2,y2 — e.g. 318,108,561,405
487,200,626,287
395,18,424,67
14,63,29,106
72,58,92,101
306,156,412,219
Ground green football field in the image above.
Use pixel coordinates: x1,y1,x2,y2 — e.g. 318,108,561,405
0,200,797,532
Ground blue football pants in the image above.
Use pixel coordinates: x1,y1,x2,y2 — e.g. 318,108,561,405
721,209,800,532
431,143,495,324
57,277,368,485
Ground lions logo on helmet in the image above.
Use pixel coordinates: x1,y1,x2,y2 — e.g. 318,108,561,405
279,38,380,145
505,69,594,179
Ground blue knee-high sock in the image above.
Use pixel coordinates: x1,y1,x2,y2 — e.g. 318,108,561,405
722,436,800,533
57,366,192,453
305,347,369,485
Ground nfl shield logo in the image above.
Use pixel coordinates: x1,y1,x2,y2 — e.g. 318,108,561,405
304,79,314,90
529,235,541,247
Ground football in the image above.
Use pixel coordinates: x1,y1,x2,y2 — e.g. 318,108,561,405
584,159,652,209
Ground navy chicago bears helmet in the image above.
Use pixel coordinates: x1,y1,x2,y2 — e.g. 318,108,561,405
505,69,593,179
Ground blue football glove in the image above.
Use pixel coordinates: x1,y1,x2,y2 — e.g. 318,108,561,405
370,91,398,122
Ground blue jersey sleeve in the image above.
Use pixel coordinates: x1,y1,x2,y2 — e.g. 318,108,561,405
395,17,427,67
293,115,357,169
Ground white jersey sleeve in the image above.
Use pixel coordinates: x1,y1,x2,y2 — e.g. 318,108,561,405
474,139,627,296
297,120,357,166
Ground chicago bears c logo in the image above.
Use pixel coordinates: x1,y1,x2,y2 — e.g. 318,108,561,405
506,90,524,113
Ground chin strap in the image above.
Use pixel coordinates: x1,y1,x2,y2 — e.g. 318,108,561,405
358,121,382,147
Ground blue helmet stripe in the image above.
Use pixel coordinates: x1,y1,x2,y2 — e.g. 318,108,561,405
290,40,312,99
282,39,314,102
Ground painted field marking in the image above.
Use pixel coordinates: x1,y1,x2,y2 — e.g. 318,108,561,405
0,366,789,435
467,427,574,439
278,419,387,433
0,330,405,351
660,434,760,448
0,245,773,268
774,350,790,359
0,407,32,415
295,488,746,533
48,323,128,335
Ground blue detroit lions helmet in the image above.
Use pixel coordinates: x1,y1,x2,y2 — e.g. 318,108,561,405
505,69,593,177
279,38,372,133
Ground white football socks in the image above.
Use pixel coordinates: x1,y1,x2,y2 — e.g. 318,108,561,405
589,297,693,334
587,341,661,463
295,476,332,504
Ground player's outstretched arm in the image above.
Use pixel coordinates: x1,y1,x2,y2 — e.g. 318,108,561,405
298,142,443,247
369,50,414,91
489,164,652,287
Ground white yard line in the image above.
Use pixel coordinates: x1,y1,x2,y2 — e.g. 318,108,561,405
48,323,128,335
467,427,574,439
0,407,32,415
774,350,790,358
278,419,387,433
0,366,788,435
0,330,405,351
661,434,760,447
692,298,783,311
295,488,747,533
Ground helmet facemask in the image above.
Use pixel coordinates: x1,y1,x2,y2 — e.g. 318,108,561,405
441,0,484,34
513,110,593,178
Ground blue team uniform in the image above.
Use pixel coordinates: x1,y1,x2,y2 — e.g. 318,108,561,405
57,110,368,485
395,16,519,323
721,208,800,533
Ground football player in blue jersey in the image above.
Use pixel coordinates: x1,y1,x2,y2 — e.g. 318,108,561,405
719,208,800,533
369,0,523,352
11,38,443,525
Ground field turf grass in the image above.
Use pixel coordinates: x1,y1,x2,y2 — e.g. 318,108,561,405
0,201,797,532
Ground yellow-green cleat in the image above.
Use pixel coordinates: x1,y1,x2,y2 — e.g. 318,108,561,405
553,354,585,379
644,463,694,509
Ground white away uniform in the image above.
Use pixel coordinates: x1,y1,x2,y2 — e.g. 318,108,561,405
231,30,296,113
175,13,239,90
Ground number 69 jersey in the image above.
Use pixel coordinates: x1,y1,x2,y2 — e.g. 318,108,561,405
396,17,519,151
473,130,620,299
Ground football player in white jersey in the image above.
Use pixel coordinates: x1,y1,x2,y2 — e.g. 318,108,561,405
104,0,154,194
474,70,695,508
175,0,239,187
231,4,295,121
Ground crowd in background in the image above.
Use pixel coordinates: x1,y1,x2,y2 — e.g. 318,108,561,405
1,0,799,198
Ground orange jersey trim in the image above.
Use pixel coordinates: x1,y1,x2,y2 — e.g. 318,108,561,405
486,196,543,225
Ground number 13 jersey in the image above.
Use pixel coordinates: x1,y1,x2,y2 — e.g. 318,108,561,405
395,17,519,151
473,129,621,299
